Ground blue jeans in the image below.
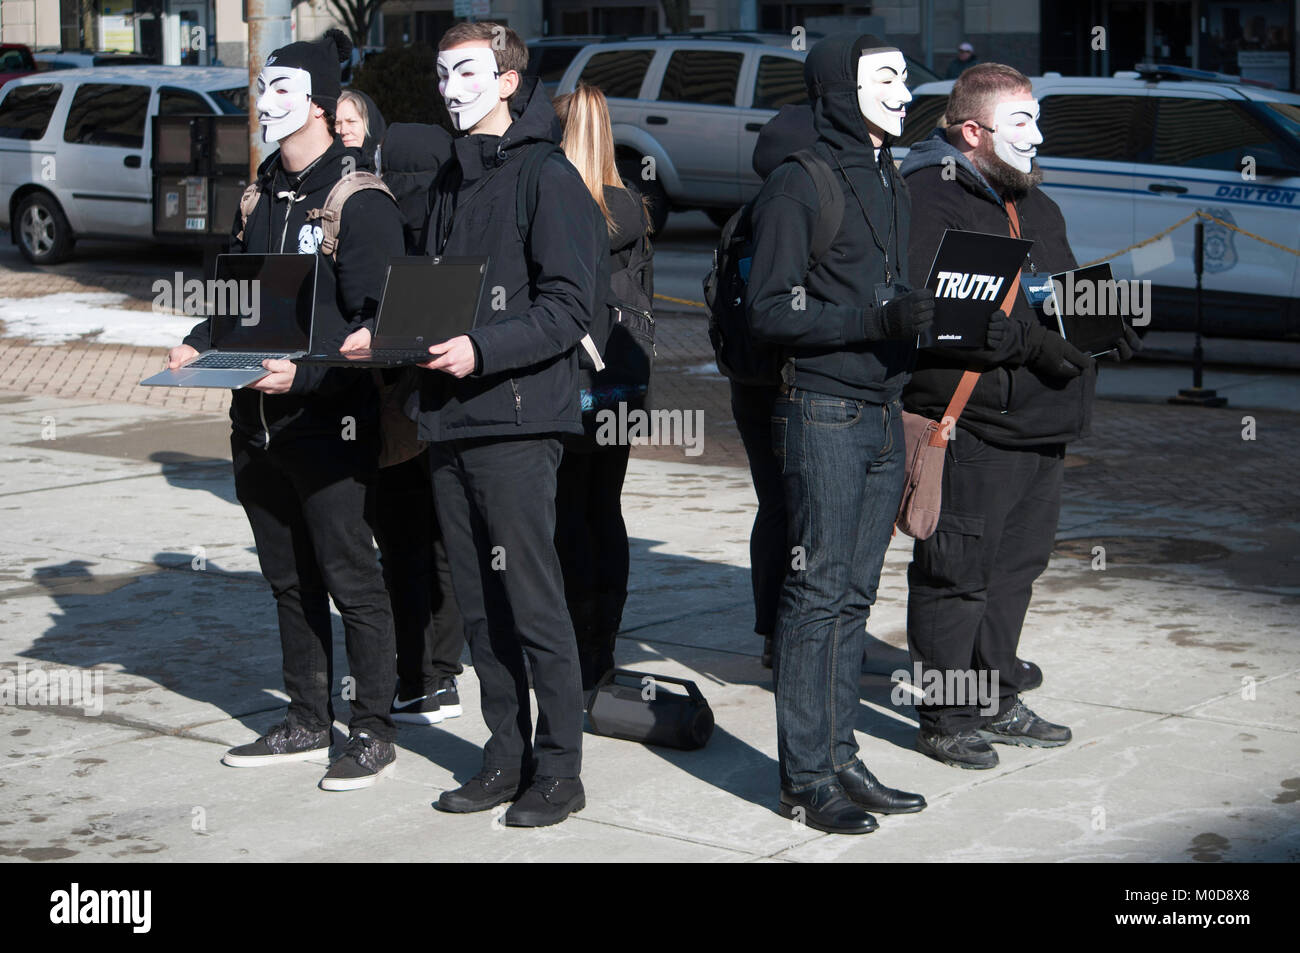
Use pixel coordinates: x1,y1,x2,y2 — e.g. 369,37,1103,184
771,388,904,792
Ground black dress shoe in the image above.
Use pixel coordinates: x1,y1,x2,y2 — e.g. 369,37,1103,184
504,776,586,827
978,699,1071,747
836,761,926,814
915,728,999,769
778,782,878,835
1013,657,1043,691
435,767,524,813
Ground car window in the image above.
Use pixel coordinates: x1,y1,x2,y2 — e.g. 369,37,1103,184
579,49,654,99
753,55,805,110
1148,97,1289,171
158,87,212,116
529,46,582,84
897,94,949,146
210,86,249,115
659,50,743,106
0,49,28,71
0,83,62,140
63,83,150,148
1037,94,1146,161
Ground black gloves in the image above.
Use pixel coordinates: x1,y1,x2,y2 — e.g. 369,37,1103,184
867,287,935,341
1106,323,1144,362
1024,321,1095,379
985,309,1012,353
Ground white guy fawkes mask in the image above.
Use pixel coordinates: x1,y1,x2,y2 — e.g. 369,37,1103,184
257,65,313,143
991,98,1043,173
437,47,501,132
856,49,911,137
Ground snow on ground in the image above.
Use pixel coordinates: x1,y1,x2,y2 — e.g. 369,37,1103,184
0,292,195,348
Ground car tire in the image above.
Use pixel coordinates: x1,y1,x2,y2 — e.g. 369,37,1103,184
616,155,670,235
16,192,75,265
706,207,739,229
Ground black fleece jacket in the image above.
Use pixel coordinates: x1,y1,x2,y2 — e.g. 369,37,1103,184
900,129,1096,446
413,75,606,442
744,33,915,403
183,137,405,448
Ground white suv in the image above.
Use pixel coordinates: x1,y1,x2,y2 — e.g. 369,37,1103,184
895,65,1300,340
0,65,247,264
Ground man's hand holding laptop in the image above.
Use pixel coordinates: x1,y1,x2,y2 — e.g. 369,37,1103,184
419,335,476,378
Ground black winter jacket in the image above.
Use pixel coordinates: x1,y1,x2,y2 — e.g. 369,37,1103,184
744,32,915,403
900,129,1096,446
183,137,405,449
413,76,607,442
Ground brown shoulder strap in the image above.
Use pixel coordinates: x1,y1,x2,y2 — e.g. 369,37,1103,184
306,172,396,260
234,181,262,244
929,199,1023,447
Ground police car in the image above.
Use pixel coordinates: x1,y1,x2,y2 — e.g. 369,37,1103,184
897,65,1300,340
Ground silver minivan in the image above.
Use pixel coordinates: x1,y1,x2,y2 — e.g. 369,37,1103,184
0,65,247,264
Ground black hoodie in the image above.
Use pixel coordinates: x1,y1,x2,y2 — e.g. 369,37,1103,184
744,33,914,403
413,75,607,442
183,136,405,448
899,129,1096,446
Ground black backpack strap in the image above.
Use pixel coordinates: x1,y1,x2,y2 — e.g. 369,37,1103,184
788,148,845,266
515,142,565,241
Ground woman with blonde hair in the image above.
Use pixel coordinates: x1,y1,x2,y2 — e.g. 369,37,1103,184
552,83,655,692
336,88,386,166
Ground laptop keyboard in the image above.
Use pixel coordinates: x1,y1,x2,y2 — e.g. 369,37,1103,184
188,352,285,369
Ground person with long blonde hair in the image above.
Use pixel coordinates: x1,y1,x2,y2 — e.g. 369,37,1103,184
553,84,655,691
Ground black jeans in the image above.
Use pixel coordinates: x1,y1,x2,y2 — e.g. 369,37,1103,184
372,450,463,699
555,440,631,661
429,434,583,779
232,432,396,742
730,381,786,637
906,428,1065,734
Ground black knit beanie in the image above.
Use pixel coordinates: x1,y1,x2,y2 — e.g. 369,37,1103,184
265,28,353,113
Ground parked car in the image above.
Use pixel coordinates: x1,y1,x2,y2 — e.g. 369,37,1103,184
0,66,247,264
556,33,939,231
0,44,37,91
32,50,159,71
892,64,1300,339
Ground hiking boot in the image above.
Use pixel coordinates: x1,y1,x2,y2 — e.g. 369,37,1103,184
915,728,999,769
978,699,1072,748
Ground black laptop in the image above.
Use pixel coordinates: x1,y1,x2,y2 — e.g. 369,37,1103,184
1042,262,1128,357
296,256,489,367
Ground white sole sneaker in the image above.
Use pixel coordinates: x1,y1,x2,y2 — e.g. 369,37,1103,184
392,708,445,725
222,745,330,768
437,704,463,719
318,760,395,792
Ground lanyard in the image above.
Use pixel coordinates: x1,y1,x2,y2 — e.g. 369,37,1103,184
833,150,898,284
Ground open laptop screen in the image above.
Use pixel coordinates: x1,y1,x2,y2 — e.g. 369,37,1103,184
374,258,487,345
208,253,317,352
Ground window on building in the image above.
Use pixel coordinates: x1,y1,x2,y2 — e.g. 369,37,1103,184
0,84,63,140
63,84,150,148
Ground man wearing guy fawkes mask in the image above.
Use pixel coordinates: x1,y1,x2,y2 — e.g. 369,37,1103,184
167,29,406,791
747,33,933,835
900,64,1139,770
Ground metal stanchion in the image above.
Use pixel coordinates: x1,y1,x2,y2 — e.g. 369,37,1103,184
1169,219,1227,407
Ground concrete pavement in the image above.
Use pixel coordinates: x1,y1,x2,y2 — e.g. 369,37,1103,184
1,334,1297,861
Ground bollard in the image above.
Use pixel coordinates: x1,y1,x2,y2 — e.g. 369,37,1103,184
1169,218,1227,407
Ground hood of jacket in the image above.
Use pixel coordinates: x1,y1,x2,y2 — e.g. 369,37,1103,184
805,33,892,165
348,89,386,162
752,103,817,177
899,127,1002,206
449,74,561,180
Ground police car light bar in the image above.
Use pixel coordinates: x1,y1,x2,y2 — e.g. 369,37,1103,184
1133,62,1276,89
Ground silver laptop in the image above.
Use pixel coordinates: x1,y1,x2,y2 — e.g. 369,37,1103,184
142,253,319,388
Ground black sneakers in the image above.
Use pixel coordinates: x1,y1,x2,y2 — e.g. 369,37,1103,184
436,766,526,813
979,699,1072,748
504,776,586,827
916,728,1000,769
391,677,462,726
319,732,396,791
222,721,330,768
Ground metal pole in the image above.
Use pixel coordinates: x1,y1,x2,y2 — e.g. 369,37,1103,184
1169,216,1227,406
246,0,293,181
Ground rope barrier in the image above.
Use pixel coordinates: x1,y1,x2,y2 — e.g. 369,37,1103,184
655,209,1300,312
